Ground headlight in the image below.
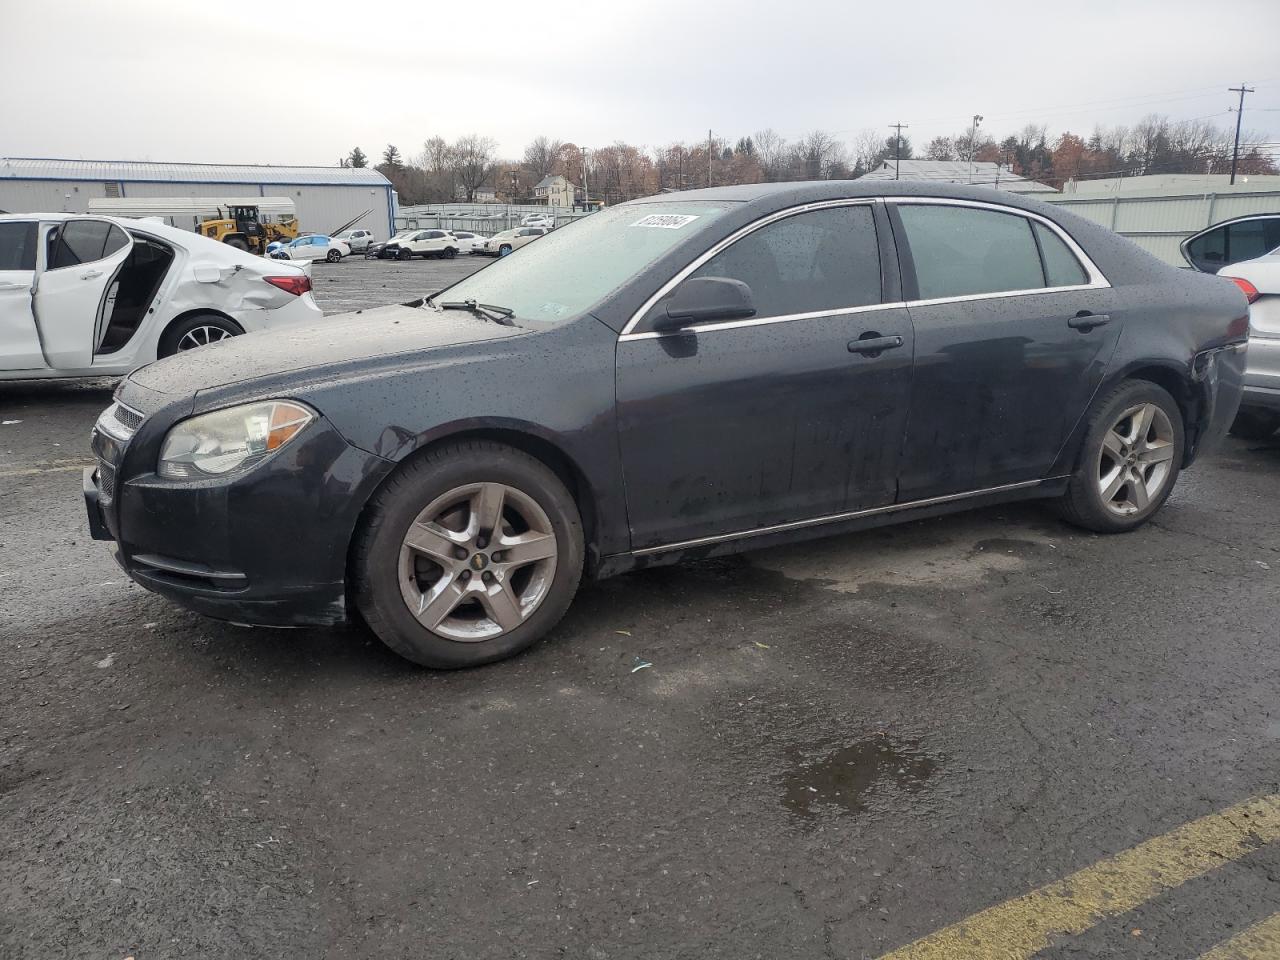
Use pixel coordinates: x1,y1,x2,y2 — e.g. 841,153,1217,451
158,401,314,479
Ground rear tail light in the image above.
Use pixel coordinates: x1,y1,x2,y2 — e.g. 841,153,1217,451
264,275,312,296
1226,276,1260,303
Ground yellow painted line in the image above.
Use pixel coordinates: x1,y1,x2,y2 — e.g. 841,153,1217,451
1198,911,1280,959
879,793,1280,960
0,460,94,478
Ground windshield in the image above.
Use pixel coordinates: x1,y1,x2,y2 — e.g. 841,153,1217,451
438,202,730,323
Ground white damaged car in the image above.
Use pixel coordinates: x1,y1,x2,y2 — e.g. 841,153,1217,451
0,213,323,380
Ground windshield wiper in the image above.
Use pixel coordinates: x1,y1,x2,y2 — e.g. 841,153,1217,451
427,297,517,326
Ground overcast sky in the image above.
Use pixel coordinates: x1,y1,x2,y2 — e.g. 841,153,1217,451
3,0,1278,166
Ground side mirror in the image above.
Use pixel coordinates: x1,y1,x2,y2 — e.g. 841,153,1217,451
652,276,756,332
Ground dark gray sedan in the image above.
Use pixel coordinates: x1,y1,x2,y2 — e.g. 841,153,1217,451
84,181,1248,668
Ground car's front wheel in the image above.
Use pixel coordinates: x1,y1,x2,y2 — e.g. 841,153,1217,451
354,441,585,668
1056,379,1184,533
397,248,412,261
498,244,512,256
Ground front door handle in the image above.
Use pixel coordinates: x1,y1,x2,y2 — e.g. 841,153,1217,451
848,334,904,356
80,269,104,281
1067,312,1111,331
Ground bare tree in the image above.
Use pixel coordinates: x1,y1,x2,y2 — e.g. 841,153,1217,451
925,136,956,161
850,128,885,175
752,128,789,181
523,136,566,181
792,130,844,180
451,135,498,202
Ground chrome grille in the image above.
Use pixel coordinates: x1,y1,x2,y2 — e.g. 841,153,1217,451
113,403,143,432
98,462,116,501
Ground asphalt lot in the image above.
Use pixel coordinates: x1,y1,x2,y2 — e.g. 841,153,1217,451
308,252,487,314
4,259,1280,958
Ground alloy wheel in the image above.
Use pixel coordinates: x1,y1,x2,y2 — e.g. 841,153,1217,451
398,482,558,642
1096,402,1176,516
176,325,234,351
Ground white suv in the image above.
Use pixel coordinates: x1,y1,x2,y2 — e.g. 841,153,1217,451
334,228,376,253
380,229,462,261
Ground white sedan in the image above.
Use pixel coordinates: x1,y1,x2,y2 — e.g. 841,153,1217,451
276,234,351,263
0,213,323,380
450,230,490,255
1220,251,1280,439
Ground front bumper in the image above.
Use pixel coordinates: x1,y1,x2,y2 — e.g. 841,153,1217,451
83,401,395,627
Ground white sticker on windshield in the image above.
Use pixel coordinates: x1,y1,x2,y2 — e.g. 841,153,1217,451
631,214,699,229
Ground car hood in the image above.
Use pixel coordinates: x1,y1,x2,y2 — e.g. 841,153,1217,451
128,302,525,395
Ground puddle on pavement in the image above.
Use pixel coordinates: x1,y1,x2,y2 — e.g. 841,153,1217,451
781,736,938,819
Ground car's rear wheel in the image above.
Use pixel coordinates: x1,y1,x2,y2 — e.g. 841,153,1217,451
158,313,244,358
1229,409,1280,441
326,248,342,263
1055,379,1184,533
354,441,584,668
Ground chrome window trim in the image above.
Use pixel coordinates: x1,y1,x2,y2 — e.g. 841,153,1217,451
885,195,1112,292
620,300,910,341
618,195,1112,342
618,198,881,340
629,478,1053,557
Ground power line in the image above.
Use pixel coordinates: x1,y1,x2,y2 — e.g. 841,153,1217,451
888,122,909,180
1229,83,1257,184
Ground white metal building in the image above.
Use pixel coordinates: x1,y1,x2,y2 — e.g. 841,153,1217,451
0,158,397,240
1041,182,1280,266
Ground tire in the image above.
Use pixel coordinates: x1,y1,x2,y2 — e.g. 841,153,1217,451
158,313,243,358
1229,409,1280,441
1055,379,1185,533
354,441,585,669
326,248,342,263
443,247,457,259
225,237,250,252
397,248,412,261
498,244,512,257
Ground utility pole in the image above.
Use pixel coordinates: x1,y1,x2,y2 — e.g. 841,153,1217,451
888,122,909,180
1228,83,1255,185
582,147,590,209
968,114,984,183
707,129,713,187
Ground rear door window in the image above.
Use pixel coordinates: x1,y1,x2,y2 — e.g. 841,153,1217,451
0,221,37,271
47,220,129,269
1033,222,1089,287
898,205,1044,299
689,204,882,319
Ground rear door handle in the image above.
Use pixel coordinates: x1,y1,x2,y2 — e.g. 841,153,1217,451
1067,312,1110,331
848,335,904,355
80,269,104,281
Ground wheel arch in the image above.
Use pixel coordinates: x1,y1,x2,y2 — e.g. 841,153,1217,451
348,424,603,577
157,308,246,355
1051,360,1203,475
